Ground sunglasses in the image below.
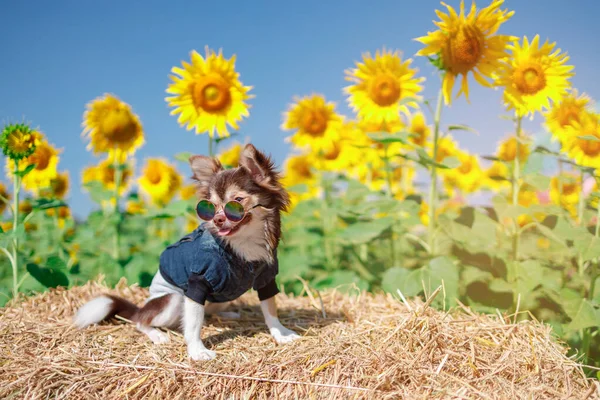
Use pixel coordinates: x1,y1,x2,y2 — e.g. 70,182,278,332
195,200,264,222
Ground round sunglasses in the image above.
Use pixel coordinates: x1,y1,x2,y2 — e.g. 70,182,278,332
195,199,264,222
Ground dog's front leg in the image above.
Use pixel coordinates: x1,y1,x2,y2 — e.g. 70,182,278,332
260,296,300,344
183,297,216,361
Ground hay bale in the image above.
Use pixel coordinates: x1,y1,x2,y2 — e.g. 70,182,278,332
0,278,597,400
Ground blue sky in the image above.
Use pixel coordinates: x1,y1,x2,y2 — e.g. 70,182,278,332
1,0,599,218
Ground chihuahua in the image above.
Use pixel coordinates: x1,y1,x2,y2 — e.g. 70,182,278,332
74,144,300,361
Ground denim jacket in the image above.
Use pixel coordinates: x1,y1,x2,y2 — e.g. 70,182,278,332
158,224,279,305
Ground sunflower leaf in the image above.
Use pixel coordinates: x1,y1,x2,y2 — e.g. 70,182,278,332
448,124,479,135
578,135,600,142
367,132,411,144
32,198,68,210
16,164,36,178
174,152,193,163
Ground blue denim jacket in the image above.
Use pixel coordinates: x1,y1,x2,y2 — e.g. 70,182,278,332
159,224,279,305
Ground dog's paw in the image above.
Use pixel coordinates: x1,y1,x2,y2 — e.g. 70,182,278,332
187,342,216,361
270,326,301,344
148,329,170,345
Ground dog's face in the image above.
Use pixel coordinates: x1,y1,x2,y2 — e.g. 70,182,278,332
189,144,289,260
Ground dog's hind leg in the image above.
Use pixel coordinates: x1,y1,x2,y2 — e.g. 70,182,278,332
133,294,183,344
204,301,240,319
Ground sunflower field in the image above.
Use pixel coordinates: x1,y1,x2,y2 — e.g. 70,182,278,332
1,0,599,373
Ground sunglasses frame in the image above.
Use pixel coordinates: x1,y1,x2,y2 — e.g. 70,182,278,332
195,199,264,223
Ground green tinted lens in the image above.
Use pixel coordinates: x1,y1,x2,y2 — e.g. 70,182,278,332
224,201,245,222
196,200,216,221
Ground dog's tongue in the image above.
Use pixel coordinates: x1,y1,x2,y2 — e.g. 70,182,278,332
217,227,232,236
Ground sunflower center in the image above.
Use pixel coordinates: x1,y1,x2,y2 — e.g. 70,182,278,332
577,132,600,157
562,181,577,196
29,146,52,170
446,26,484,74
8,131,34,153
322,142,341,160
514,64,546,95
101,109,139,143
192,76,232,113
147,168,163,185
301,110,328,136
368,74,401,107
458,159,473,174
559,108,581,128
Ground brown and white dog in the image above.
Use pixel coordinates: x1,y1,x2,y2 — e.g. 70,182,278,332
74,144,300,361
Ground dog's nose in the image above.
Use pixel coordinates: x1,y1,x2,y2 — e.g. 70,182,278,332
214,213,226,226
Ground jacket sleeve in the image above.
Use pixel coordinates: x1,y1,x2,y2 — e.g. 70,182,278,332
252,256,280,301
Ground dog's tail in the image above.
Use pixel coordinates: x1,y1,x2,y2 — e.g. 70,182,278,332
73,295,139,328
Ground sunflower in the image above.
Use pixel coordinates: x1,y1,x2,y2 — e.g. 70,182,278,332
415,0,515,104
46,206,71,229
309,122,366,172
82,154,132,195
544,90,591,145
1,123,40,160
434,136,459,163
496,134,530,163
562,111,600,169
282,94,343,152
407,112,430,147
7,136,60,195
483,161,510,191
345,49,423,124
180,183,198,201
509,184,545,227
166,47,253,138
40,171,69,199
82,94,144,155
549,173,580,218
495,35,574,117
138,158,182,206
281,153,320,210
0,182,10,214
217,141,242,168
442,150,483,195
126,197,147,215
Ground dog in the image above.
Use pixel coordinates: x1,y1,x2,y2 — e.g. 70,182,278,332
73,144,300,361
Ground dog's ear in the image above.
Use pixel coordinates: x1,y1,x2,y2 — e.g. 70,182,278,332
189,155,223,197
239,144,276,187
239,144,290,211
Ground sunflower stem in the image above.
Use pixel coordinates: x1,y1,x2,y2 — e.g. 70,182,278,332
511,115,523,309
427,83,444,255
208,136,214,157
112,152,123,262
382,144,397,266
11,160,21,299
577,169,586,278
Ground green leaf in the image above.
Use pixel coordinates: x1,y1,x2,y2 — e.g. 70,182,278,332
571,229,600,262
367,132,411,144
560,289,600,331
441,156,461,169
522,173,551,190
462,266,494,286
46,255,67,271
382,256,459,308
381,266,423,297
174,152,193,163
337,218,393,245
489,278,512,293
287,184,308,194
313,270,369,293
26,263,69,288
578,135,600,142
447,124,478,135
83,181,114,203
515,260,544,295
16,164,36,178
32,198,68,210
